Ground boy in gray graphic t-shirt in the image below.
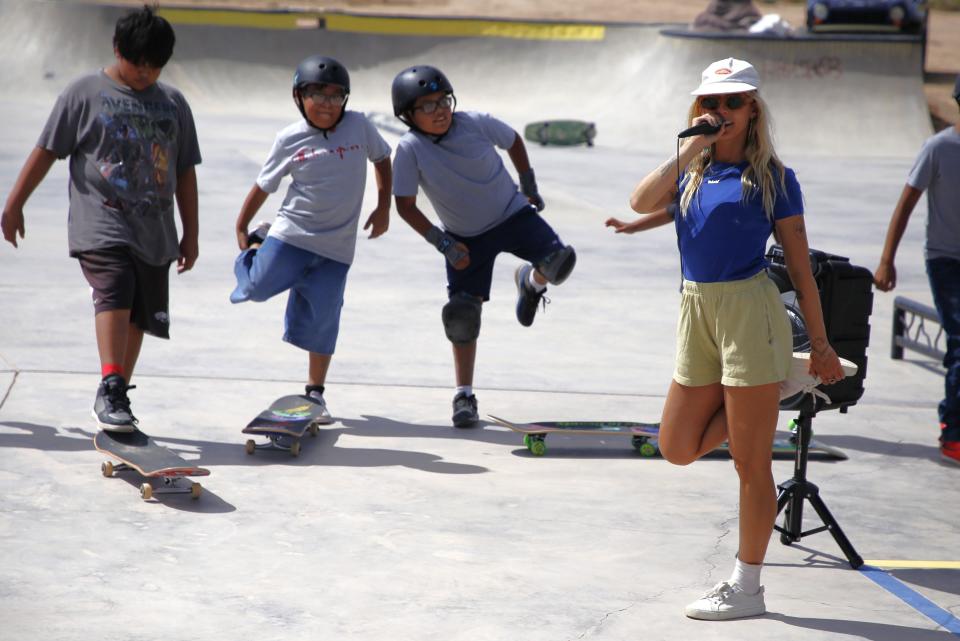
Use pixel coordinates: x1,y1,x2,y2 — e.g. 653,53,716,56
1,7,201,432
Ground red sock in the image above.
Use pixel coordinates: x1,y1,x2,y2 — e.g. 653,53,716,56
101,364,124,379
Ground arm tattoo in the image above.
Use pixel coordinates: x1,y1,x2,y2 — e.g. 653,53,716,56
792,220,806,236
657,159,675,178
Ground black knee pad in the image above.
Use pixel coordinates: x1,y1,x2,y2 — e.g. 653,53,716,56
537,245,577,285
442,293,482,344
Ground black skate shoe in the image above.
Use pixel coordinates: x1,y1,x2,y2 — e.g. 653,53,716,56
452,392,479,428
514,264,549,327
92,374,137,432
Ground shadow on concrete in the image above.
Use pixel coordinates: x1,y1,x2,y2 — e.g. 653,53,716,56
769,613,955,640
0,421,93,452
888,568,960,598
0,418,491,476
816,434,940,460
105,472,236,514
0,421,237,513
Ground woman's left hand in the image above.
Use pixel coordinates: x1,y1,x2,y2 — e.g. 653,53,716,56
809,342,846,385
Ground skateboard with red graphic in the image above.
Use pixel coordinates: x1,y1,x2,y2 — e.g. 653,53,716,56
94,429,209,500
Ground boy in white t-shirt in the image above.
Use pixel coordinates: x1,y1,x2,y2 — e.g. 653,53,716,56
231,55,392,420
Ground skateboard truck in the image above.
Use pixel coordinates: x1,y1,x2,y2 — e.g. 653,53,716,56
100,461,203,501
244,423,319,457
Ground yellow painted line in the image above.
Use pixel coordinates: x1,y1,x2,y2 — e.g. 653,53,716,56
158,9,320,30
866,560,960,570
324,14,605,41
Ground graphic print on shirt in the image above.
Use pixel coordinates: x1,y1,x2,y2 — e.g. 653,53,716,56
96,92,179,219
292,143,363,164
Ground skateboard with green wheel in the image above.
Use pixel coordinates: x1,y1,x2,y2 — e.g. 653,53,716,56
243,394,331,457
488,416,847,459
487,416,660,457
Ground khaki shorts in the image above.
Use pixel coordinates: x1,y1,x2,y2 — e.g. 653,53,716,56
674,271,792,388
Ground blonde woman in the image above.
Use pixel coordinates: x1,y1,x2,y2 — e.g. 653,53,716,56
611,58,847,620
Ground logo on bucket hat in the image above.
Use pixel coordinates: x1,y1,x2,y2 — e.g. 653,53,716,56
692,58,760,96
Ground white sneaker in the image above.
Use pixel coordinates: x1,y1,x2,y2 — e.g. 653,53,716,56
684,581,766,620
780,352,859,403
305,388,334,424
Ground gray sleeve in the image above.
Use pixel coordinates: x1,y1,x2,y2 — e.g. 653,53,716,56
364,115,392,163
175,92,202,174
907,139,935,191
392,140,419,198
476,112,519,149
255,133,291,194
36,84,84,159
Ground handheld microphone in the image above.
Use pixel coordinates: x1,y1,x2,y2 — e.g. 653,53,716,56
678,121,726,139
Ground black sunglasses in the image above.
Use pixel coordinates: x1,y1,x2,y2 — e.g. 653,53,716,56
699,94,750,111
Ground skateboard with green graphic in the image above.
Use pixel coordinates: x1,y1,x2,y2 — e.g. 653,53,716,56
243,394,331,457
488,416,659,457
488,416,847,460
523,120,596,147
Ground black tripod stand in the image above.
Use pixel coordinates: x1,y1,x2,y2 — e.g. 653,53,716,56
775,394,863,568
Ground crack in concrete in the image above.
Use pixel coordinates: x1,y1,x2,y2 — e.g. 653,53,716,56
0,368,18,412
703,511,738,586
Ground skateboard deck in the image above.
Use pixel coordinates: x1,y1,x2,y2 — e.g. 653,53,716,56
242,394,331,456
488,416,847,460
488,416,659,457
93,430,209,500
523,120,596,147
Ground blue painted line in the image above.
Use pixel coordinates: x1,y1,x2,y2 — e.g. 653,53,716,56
860,565,960,636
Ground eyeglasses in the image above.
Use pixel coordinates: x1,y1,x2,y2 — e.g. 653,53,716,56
413,95,454,114
301,86,347,106
699,94,750,111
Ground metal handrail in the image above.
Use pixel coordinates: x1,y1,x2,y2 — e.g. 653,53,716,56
892,296,945,362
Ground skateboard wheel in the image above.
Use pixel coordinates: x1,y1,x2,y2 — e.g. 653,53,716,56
140,483,153,500
308,424,319,437
101,461,114,477
245,439,256,455
529,438,547,457
522,434,531,448
290,441,301,457
638,441,657,457
191,483,202,500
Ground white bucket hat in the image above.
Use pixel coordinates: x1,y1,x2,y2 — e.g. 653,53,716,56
691,58,760,96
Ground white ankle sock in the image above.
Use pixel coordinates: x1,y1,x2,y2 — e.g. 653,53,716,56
527,268,547,292
456,385,473,397
729,558,762,594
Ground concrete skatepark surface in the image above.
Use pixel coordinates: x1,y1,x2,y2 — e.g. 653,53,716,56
0,1,957,639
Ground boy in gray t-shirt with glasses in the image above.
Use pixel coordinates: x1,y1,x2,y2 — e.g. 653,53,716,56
390,65,576,427
1,6,201,432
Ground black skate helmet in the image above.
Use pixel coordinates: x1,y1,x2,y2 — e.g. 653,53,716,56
293,55,350,133
391,65,454,125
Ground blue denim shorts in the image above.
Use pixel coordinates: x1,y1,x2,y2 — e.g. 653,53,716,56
230,237,349,354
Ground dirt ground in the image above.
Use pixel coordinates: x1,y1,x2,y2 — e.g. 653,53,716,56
136,0,959,127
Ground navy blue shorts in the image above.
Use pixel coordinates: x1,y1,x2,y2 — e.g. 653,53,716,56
445,206,564,301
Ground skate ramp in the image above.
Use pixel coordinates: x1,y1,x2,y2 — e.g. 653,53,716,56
0,0,930,158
